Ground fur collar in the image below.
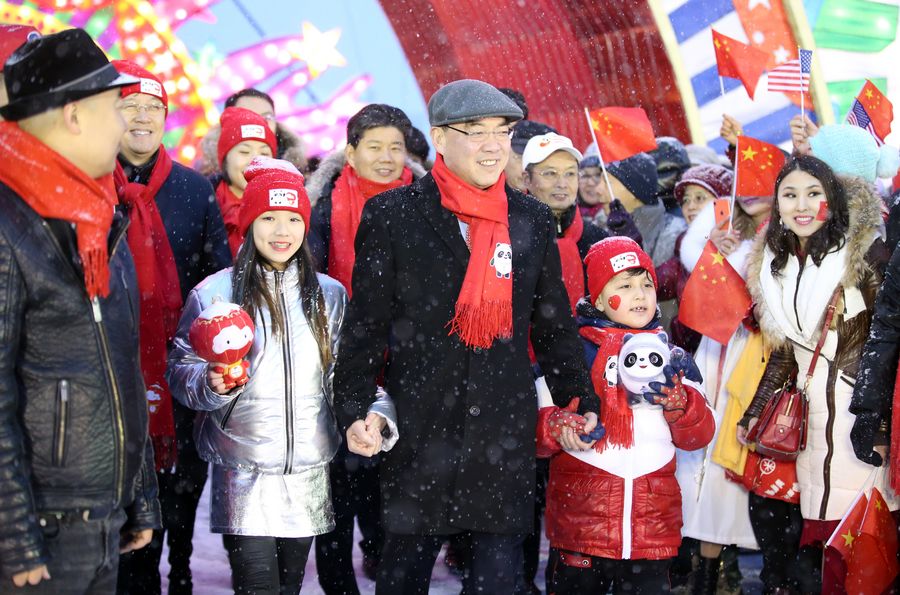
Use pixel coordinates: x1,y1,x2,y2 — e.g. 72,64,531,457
746,175,884,348
305,149,427,207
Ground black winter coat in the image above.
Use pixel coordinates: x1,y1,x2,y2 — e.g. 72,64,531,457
0,184,160,578
333,174,596,535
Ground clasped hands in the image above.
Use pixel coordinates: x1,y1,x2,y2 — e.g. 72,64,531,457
347,413,388,457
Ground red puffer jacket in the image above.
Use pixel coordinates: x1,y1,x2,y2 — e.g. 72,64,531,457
537,386,714,560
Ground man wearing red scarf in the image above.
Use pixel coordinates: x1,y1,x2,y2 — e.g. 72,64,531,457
0,28,160,592
110,61,231,595
333,79,598,594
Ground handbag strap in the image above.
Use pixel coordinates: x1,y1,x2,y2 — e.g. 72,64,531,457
803,286,842,390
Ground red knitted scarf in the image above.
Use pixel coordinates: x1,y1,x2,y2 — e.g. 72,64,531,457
557,212,585,313
215,180,244,257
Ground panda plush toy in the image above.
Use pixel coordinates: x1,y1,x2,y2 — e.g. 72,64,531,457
616,333,671,405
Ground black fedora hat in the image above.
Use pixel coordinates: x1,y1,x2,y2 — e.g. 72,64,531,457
0,28,137,121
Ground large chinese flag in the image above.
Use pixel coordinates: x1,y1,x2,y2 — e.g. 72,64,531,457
678,242,751,345
587,106,657,163
858,80,893,142
712,30,769,99
846,488,899,594
735,136,786,198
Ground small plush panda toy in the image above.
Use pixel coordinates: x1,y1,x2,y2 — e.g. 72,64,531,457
617,332,671,405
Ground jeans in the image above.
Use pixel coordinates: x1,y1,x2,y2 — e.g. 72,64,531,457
222,534,313,595
0,509,127,595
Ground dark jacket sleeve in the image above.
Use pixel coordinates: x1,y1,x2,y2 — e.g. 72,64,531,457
887,192,900,257
123,438,162,532
739,344,797,426
308,196,331,274
531,210,598,415
202,184,233,277
0,239,48,577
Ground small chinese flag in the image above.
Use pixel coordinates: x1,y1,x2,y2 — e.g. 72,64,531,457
735,136,786,198
846,488,899,595
587,107,657,163
858,80,893,143
678,242,751,345
712,30,769,99
825,492,868,560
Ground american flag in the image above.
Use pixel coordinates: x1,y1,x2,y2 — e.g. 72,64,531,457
847,99,885,146
767,48,812,93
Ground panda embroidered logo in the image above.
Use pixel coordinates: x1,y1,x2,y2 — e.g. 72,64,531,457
618,332,670,397
490,242,512,279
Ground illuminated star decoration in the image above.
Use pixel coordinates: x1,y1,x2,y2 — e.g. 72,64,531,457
293,21,346,78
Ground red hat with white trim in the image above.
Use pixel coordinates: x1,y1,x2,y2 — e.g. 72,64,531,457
584,237,657,305
217,107,278,168
238,156,311,235
111,59,168,116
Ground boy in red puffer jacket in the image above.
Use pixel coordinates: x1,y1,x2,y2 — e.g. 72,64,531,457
537,237,715,593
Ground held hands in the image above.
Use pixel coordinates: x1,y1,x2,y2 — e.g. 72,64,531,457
720,113,743,146
790,114,818,156
548,400,602,451
120,528,153,554
11,565,50,588
347,413,387,457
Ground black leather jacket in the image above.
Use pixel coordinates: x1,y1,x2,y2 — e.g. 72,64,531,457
0,183,161,578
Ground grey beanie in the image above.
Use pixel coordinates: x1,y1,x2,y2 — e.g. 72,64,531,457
428,79,524,127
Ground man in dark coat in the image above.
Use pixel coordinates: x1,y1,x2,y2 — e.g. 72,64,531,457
110,61,231,595
333,79,598,594
0,29,160,592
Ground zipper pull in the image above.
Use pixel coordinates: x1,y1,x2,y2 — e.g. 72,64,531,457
275,271,284,294
91,297,103,323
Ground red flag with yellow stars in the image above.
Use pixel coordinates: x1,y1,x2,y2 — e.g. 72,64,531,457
824,492,868,594
712,30,769,99
735,136,786,198
846,488,899,594
678,241,751,345
857,80,893,143
587,106,657,163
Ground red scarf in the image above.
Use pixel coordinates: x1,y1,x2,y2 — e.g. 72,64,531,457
215,180,244,257
0,121,116,299
579,325,662,452
558,212,585,314
329,163,412,294
114,148,182,471
432,155,512,349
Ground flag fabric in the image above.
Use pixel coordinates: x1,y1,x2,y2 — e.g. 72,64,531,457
678,241,751,345
712,29,769,99
846,487,900,594
767,48,813,93
735,136,786,198
846,80,893,145
587,107,657,163
824,491,869,595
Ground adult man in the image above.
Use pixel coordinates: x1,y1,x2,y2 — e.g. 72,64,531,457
334,79,597,594
0,29,160,592
504,120,556,192
110,60,231,595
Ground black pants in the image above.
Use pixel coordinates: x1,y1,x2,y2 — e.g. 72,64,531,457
546,549,671,594
377,531,525,594
222,534,313,595
0,509,127,595
748,492,803,591
315,450,383,595
521,459,549,593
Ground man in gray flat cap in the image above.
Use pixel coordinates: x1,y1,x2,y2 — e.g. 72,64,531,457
334,78,598,594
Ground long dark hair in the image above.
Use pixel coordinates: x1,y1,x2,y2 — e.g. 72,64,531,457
765,154,850,276
231,227,333,368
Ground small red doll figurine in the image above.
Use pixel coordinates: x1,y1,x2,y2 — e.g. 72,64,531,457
189,301,255,389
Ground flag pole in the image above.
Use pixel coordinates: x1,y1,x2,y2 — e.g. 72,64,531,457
583,107,617,207
719,75,726,99
798,47,805,122
728,138,738,233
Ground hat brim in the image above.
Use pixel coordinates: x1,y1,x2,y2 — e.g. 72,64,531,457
432,110,524,127
522,146,583,170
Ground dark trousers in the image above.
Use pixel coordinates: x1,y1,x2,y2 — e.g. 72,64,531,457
521,459,549,593
377,531,526,595
748,492,804,591
0,509,127,595
222,534,313,595
546,548,671,594
315,451,383,594
116,451,208,594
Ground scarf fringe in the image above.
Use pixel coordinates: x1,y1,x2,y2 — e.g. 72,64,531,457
594,394,635,452
448,300,513,349
82,248,110,298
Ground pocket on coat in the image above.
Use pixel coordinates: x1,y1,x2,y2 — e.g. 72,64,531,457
51,380,70,467
634,475,683,545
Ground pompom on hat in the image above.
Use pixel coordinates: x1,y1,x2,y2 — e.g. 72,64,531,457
217,107,278,168
112,59,168,116
238,156,311,235
674,164,734,204
584,237,657,305
809,124,900,183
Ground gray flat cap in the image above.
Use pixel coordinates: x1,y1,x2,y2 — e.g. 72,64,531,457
428,79,524,127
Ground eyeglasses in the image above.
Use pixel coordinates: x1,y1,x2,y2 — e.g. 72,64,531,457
578,172,603,182
118,101,166,115
445,125,512,143
535,169,578,183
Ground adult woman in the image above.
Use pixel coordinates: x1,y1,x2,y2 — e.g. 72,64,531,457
740,155,898,592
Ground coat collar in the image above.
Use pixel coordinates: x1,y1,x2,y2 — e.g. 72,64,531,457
412,173,472,266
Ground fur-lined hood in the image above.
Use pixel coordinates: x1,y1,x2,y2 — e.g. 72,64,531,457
746,175,884,348
196,122,308,176
305,149,428,207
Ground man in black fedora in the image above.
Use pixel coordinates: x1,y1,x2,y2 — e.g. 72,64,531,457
334,79,599,594
0,28,160,592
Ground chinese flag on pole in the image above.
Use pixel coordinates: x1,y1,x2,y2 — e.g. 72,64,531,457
587,107,657,163
712,30,769,99
858,80,893,143
846,488,899,595
678,242,751,345
823,491,869,591
735,136,787,198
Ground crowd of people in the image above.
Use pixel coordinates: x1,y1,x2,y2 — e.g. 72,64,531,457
1,22,900,595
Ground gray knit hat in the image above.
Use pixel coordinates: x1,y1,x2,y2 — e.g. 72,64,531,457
428,79,524,127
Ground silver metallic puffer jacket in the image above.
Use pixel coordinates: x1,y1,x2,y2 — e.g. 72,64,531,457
167,263,347,474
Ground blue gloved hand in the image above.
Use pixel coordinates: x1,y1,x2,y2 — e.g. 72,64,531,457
667,347,702,383
579,424,606,443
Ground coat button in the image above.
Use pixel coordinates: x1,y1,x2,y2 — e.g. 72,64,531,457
468,405,481,417
473,347,483,354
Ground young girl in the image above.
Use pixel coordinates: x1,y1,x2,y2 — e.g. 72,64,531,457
167,158,396,595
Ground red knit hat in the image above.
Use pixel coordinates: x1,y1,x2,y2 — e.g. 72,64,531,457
0,24,39,72
217,107,277,168
238,157,310,235
112,59,168,115
584,237,657,305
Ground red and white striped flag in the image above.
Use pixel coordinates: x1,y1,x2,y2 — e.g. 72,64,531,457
767,49,812,93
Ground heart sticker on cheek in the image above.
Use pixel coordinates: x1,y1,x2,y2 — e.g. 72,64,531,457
815,201,830,222
607,295,621,311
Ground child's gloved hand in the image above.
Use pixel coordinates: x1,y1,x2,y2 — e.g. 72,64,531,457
667,348,702,383
644,368,689,423
548,401,588,442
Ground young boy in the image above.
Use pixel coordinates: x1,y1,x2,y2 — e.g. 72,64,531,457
537,237,715,593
